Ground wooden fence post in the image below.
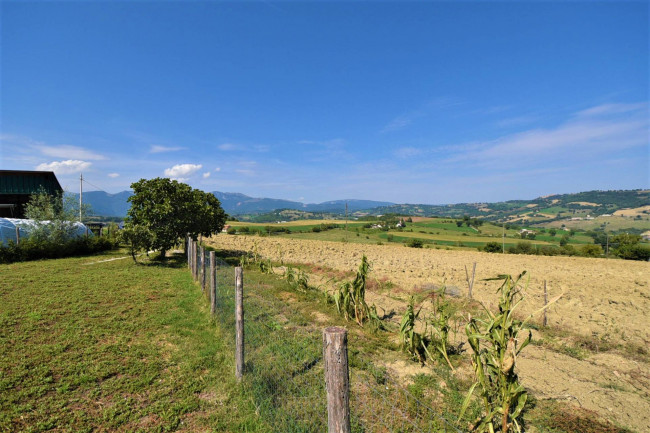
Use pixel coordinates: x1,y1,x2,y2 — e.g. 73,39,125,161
15,226,20,245
210,251,217,315
187,237,192,269
543,280,548,327
192,242,198,281
190,239,194,277
201,247,206,293
323,327,351,433
465,262,476,299
235,267,244,380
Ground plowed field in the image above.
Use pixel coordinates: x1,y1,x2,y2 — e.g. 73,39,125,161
208,235,650,431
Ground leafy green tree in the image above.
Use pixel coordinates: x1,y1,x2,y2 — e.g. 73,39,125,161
611,233,649,260
118,224,153,262
126,178,226,258
25,189,92,244
548,228,557,237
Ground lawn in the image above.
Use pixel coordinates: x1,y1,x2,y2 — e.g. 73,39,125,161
0,249,266,432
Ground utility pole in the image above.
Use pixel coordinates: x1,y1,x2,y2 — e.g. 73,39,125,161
606,234,609,257
502,223,505,253
79,173,83,222
345,202,348,236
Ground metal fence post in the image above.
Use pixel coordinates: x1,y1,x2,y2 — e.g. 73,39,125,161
235,266,244,380
323,327,351,433
210,251,217,315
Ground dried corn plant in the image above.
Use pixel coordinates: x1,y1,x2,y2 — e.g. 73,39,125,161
460,272,531,433
334,255,382,328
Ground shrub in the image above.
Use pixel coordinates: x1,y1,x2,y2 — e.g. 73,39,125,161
311,226,321,233
508,242,535,255
227,227,237,235
616,244,650,261
0,236,117,264
483,242,502,253
406,239,423,248
580,244,603,258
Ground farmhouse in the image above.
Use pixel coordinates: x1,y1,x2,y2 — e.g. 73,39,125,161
0,170,63,218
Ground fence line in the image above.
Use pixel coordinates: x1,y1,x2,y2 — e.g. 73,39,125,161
187,242,465,432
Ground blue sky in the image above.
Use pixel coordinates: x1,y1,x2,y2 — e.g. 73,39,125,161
1,1,648,204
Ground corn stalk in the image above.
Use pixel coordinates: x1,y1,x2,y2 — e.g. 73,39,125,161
460,272,531,433
285,266,310,292
334,255,381,328
427,288,454,369
399,296,428,364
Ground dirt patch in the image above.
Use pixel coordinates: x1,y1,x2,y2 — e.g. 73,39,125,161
613,205,650,217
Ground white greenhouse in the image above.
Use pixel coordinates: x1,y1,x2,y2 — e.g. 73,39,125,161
0,218,93,247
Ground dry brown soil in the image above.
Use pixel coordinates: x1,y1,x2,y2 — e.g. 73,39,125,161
208,235,650,431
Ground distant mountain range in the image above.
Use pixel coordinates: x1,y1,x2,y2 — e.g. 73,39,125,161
67,189,649,223
67,190,394,217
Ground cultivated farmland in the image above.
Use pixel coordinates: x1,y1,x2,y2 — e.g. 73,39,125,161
208,234,650,432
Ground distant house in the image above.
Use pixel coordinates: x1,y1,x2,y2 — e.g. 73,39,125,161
519,229,536,235
0,170,63,218
642,231,650,241
222,224,232,232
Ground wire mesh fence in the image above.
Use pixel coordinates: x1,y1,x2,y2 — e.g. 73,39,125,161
190,241,464,433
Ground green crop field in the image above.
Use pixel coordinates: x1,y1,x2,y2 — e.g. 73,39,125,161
227,216,599,254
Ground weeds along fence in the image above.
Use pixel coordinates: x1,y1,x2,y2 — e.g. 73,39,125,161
186,238,464,433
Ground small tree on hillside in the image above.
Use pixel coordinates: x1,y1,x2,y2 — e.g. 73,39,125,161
125,178,226,258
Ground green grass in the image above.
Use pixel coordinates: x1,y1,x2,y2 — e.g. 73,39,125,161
2,247,634,432
0,249,265,432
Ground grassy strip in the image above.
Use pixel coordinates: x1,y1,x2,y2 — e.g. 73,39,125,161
0,250,265,432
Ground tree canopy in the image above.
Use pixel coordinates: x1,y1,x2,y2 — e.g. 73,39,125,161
124,178,226,257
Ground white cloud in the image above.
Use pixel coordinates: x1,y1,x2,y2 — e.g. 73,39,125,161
395,147,423,159
446,102,648,166
150,145,185,153
576,102,647,118
36,144,106,160
108,173,120,178
164,163,203,178
381,97,463,133
202,172,211,179
381,115,413,133
254,144,270,152
214,167,221,172
218,143,238,151
36,160,91,174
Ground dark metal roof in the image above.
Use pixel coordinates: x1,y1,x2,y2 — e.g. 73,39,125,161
0,170,64,195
